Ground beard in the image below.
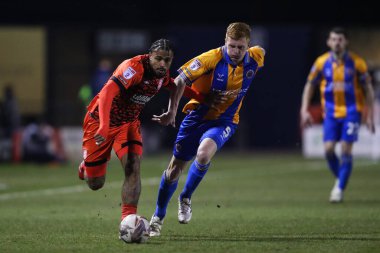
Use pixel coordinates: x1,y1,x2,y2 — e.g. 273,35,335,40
154,68,166,78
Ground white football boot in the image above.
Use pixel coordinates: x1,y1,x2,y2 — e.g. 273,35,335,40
178,198,192,224
149,215,164,237
329,179,343,203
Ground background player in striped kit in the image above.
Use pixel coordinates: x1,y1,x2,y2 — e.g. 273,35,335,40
300,27,375,203
149,22,265,236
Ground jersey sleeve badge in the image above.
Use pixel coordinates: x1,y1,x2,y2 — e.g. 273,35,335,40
123,67,137,80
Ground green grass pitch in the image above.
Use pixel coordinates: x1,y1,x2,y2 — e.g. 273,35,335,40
1,152,379,253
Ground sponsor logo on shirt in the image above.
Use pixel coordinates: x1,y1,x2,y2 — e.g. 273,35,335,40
123,67,136,80
189,59,202,71
332,81,351,91
130,94,152,105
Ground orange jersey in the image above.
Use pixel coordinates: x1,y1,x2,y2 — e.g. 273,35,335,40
87,54,171,127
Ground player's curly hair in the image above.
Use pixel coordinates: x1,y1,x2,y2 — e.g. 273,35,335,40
226,22,251,41
149,39,174,53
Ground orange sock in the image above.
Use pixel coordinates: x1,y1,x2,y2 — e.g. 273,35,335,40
121,204,137,220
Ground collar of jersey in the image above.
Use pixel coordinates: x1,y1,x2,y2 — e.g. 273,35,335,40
329,51,349,63
221,46,251,67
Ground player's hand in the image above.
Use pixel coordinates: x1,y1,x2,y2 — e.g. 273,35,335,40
94,133,106,146
204,89,238,110
152,111,176,127
300,111,313,129
204,90,227,109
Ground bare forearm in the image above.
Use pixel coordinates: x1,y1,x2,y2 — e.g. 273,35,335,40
365,82,375,117
300,82,315,113
168,76,186,113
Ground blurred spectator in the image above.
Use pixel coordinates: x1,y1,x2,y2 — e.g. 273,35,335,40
0,85,21,162
22,118,66,164
372,69,380,125
89,58,113,97
1,85,21,138
78,83,92,116
0,95,4,134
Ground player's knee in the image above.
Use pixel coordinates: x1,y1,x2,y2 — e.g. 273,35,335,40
341,150,352,157
87,177,105,191
324,146,335,156
196,150,211,165
325,150,335,158
340,143,353,155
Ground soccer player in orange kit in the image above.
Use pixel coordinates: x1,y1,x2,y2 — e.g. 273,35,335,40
78,39,217,229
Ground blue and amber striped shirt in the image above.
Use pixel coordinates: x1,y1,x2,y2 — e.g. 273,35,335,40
178,46,265,124
307,51,368,119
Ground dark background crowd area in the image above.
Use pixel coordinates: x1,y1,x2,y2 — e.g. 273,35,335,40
1,0,380,157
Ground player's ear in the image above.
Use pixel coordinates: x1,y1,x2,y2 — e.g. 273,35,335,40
344,38,349,47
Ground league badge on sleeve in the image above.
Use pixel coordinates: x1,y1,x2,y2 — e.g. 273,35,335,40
123,67,137,80
189,59,202,71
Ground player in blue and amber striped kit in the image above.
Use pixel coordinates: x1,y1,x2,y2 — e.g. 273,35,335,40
300,27,375,203
149,22,265,236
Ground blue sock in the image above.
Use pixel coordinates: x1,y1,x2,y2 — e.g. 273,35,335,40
325,152,340,178
179,160,210,200
338,154,353,190
154,171,178,219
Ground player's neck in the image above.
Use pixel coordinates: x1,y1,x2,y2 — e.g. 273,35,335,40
331,50,346,61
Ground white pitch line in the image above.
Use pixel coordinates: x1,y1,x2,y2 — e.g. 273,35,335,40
0,177,160,201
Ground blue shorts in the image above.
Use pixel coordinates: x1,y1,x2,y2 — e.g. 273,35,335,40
323,114,361,143
173,111,237,161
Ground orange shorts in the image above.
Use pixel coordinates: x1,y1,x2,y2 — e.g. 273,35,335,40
81,112,143,177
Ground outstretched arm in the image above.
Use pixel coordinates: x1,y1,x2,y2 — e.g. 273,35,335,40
152,76,186,127
300,81,316,129
363,77,376,133
165,79,204,102
165,80,227,109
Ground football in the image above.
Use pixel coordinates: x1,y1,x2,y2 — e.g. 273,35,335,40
119,214,150,243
